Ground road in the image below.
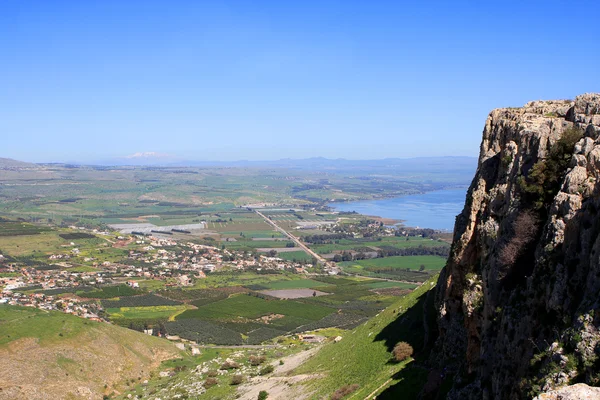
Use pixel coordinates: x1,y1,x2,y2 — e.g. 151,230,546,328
253,209,328,265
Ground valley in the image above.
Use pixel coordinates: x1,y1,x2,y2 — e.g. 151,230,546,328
0,159,462,399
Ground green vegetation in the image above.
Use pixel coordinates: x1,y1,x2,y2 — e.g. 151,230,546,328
80,285,145,299
366,281,418,290
309,236,446,255
519,126,584,209
106,305,189,320
0,305,180,399
339,255,445,282
102,294,182,308
297,278,437,399
261,278,328,289
341,255,446,270
0,220,51,236
0,305,86,345
179,293,333,321
273,250,314,262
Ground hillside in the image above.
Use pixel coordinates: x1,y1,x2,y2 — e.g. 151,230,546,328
433,93,600,398
0,305,180,400
0,157,37,169
294,277,439,399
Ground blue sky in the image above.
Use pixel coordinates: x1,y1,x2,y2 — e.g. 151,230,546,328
1,0,599,163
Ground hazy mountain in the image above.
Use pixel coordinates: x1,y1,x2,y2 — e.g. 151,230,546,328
0,157,38,169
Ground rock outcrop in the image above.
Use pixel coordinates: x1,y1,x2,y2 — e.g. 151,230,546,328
434,94,600,399
533,383,600,400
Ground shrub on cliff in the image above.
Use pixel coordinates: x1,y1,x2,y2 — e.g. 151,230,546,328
519,127,583,210
499,210,540,267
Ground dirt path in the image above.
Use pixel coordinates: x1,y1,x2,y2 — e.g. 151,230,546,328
237,346,321,400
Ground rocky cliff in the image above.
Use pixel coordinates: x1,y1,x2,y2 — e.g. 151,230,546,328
434,93,600,399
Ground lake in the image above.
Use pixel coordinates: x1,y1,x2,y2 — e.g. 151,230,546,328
329,188,468,231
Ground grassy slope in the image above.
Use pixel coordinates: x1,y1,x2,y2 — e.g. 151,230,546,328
296,277,437,399
0,305,180,400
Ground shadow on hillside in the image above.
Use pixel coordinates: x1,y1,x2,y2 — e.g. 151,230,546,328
373,287,443,399
374,288,436,355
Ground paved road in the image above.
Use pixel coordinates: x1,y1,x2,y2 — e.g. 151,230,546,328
254,210,328,265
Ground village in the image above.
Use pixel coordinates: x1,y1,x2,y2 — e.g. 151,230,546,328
0,232,315,321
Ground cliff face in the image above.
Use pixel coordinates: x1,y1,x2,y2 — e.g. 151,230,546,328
434,93,600,399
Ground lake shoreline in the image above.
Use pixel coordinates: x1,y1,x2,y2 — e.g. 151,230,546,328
328,188,467,232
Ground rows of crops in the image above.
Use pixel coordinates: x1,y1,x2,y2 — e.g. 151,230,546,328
0,221,51,236
102,294,182,308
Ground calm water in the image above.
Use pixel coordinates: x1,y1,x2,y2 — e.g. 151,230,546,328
329,188,468,231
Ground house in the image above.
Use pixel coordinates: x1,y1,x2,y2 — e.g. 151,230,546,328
126,280,139,288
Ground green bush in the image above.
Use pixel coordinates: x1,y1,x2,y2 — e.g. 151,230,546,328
258,390,269,400
519,127,583,209
259,365,274,375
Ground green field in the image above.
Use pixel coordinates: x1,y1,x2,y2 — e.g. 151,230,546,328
178,293,333,321
222,239,291,249
0,220,51,236
273,250,314,262
0,305,87,345
366,281,419,290
340,255,446,270
107,305,189,320
220,230,283,238
309,236,448,254
263,279,329,290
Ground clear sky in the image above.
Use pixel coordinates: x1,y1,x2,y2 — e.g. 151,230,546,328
1,0,599,163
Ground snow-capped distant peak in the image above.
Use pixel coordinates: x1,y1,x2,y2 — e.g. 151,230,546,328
125,152,170,159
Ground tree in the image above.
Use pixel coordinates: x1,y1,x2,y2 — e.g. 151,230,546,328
419,264,425,272
268,250,277,257
392,341,413,362
312,291,317,297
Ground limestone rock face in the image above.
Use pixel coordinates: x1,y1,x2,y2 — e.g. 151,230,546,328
533,383,600,400
434,94,600,399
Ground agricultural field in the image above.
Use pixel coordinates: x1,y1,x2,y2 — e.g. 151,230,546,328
0,220,51,236
178,293,334,321
92,273,418,345
295,277,439,399
261,279,329,290
272,250,314,262
341,255,447,270
106,305,189,320
308,236,448,255
339,255,446,282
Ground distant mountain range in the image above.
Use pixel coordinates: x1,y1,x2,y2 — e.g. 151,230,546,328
92,154,477,172
0,157,38,168
0,155,477,182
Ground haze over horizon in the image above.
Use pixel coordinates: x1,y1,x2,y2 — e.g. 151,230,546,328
1,1,599,163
